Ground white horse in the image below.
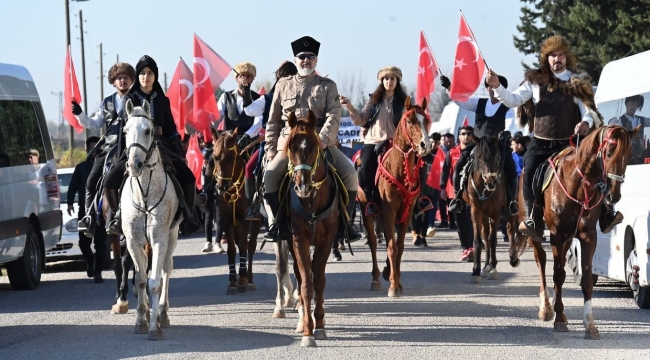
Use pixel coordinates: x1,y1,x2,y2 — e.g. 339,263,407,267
121,99,179,340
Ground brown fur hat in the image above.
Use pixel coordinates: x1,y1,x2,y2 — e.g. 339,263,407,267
107,62,135,84
377,66,402,82
233,62,256,79
539,35,578,72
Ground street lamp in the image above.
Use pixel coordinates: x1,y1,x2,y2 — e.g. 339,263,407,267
64,0,89,150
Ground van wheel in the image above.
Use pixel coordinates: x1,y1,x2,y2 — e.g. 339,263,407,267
6,225,42,290
627,248,650,309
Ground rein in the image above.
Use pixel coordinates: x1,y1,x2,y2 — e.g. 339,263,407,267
213,142,245,226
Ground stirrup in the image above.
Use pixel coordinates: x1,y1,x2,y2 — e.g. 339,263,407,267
107,211,122,236
508,201,519,216
600,211,623,234
365,202,378,217
245,202,262,221
518,219,543,242
448,198,463,214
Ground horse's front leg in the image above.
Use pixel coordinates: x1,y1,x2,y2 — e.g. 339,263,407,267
486,215,499,280
551,233,570,332
236,219,249,293
110,235,128,314
579,231,601,339
127,241,150,335
146,237,168,340
530,240,554,321
293,238,315,347
394,221,408,294
312,238,332,341
362,212,381,291
158,230,178,330
247,220,260,290
273,241,290,318
383,211,399,297
470,207,483,283
224,221,238,295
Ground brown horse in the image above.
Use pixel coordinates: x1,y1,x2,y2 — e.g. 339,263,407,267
284,110,339,347
358,97,432,297
463,134,521,283
521,125,640,339
210,128,261,294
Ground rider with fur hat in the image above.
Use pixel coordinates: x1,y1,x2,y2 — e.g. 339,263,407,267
487,35,621,242
102,55,196,235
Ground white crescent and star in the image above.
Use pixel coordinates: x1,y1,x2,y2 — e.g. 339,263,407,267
457,36,481,63
193,57,211,85
179,79,193,102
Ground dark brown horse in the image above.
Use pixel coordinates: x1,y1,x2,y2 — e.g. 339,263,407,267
358,97,432,297
463,134,521,283
284,110,339,347
520,125,640,339
210,128,261,294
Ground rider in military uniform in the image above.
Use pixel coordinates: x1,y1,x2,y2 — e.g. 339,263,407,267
263,35,361,242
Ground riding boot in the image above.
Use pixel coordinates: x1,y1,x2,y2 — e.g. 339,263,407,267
105,188,123,236
364,186,379,217
518,198,544,242
449,171,465,214
506,177,519,215
78,188,96,234
599,203,624,234
264,191,290,241
245,176,261,220
341,191,362,242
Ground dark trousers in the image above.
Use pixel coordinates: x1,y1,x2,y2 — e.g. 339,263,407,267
85,152,106,211
522,137,570,202
79,223,107,274
455,203,474,249
411,209,432,237
428,189,440,227
204,196,223,244
358,144,379,197
104,151,195,191
438,198,452,225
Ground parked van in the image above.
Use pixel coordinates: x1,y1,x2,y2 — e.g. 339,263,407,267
568,50,650,309
0,63,62,289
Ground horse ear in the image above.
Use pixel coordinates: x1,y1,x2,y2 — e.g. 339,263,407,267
420,97,428,111
404,96,412,110
287,111,297,128
629,123,643,138
125,98,134,117
233,127,239,136
307,110,317,127
142,100,151,118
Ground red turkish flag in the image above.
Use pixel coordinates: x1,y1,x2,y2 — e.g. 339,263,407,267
185,133,204,191
416,30,440,108
449,14,486,101
426,148,446,191
258,85,266,95
166,58,194,134
193,34,232,142
462,114,469,127
63,45,84,134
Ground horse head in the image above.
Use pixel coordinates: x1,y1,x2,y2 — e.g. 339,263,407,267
285,110,323,199
593,125,641,206
398,96,432,156
473,134,501,192
124,98,156,178
211,127,243,195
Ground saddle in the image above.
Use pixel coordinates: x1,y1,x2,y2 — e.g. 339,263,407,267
531,147,574,199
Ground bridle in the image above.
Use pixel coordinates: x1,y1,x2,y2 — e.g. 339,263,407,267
287,135,327,196
470,141,503,201
212,141,245,224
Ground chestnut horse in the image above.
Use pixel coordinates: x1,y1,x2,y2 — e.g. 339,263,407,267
521,125,639,339
358,97,432,297
462,134,521,283
284,110,339,347
210,128,261,294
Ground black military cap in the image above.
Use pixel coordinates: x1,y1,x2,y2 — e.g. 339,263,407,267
291,36,320,57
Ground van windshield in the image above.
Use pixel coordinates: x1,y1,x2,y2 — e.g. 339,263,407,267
599,92,650,166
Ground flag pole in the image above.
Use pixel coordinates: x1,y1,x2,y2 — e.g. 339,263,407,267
421,30,442,77
459,9,490,70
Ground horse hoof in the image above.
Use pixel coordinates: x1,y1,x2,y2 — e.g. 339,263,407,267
480,266,491,278
554,322,569,332
236,284,248,294
382,267,390,281
293,290,300,301
470,276,481,284
388,287,400,297
314,329,328,340
301,336,317,347
159,313,170,328
539,309,555,322
135,322,149,334
283,299,294,309
510,258,520,268
370,281,382,291
247,283,256,291
585,327,601,340
295,323,304,333
226,287,238,295
487,270,499,280
110,301,129,314
147,328,163,340
273,309,286,318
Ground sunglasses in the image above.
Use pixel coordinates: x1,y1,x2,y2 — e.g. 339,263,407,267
296,54,316,60
459,132,472,136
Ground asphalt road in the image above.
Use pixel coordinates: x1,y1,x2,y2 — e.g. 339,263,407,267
1,228,649,359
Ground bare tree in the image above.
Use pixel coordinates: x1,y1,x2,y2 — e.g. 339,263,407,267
336,69,367,112
428,85,451,123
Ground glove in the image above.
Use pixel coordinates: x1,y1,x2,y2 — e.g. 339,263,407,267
242,85,252,107
71,101,82,116
374,139,390,155
440,75,451,89
237,134,252,149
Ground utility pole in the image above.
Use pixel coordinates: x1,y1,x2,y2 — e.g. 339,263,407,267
164,72,168,92
64,0,73,151
116,54,119,63
99,42,104,137
78,9,88,141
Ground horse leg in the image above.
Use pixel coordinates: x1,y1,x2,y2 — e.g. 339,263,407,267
507,215,521,267
394,222,408,294
121,246,133,301
530,240,553,321
293,241,315,347
290,244,301,304
110,235,128,314
128,243,149,334
159,230,177,330
551,233,569,332
312,240,331,341
146,240,167,340
487,216,499,280
273,241,289,318
480,215,492,278
385,221,399,297
236,222,249,293
247,221,260,290
579,232,601,339
225,224,238,295
362,213,381,291
470,207,483,283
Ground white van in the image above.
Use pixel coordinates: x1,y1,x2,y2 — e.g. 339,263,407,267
569,50,650,309
0,63,62,289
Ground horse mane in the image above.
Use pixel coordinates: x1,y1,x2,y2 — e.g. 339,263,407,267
283,119,320,154
577,126,630,168
473,136,497,170
213,131,236,158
